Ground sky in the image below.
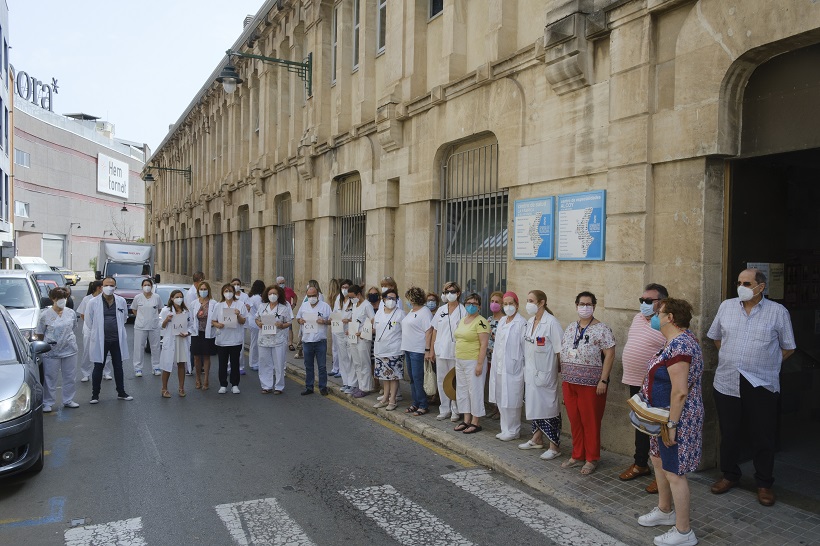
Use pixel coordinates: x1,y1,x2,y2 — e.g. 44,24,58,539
8,0,266,154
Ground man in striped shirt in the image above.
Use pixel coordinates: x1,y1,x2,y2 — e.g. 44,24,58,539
618,283,668,493
707,268,795,507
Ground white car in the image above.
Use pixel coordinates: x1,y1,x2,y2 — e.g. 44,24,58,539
0,271,44,342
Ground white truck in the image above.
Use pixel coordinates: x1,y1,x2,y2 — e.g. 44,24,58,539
95,241,160,282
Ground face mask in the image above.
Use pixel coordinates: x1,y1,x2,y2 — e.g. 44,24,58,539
650,314,662,331
503,305,516,316
269,293,278,302
446,293,458,303
490,302,501,313
279,283,285,289
102,286,115,296
737,285,755,302
381,286,388,294
143,285,152,294
465,304,479,315
199,290,208,298
308,296,319,305
426,301,437,311
307,285,311,290
341,289,348,297
525,302,538,315
55,299,67,309
233,286,241,293
639,302,655,317
224,292,234,300
384,299,396,309
367,294,380,303
577,305,594,319
174,298,184,306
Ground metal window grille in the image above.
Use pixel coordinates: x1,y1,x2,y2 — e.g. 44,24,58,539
238,206,251,283
276,196,295,285
437,143,508,315
194,220,203,274
335,177,366,285
213,215,223,281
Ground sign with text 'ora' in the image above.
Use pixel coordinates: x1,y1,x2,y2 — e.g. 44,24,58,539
97,153,129,199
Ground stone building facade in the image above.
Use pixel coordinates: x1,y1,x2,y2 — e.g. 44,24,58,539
149,0,820,465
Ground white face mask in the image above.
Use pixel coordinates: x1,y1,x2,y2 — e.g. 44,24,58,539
737,285,756,302
384,299,396,309
341,288,348,297
308,296,319,305
381,286,388,294
578,305,594,319
173,297,184,306
224,292,234,300
102,286,115,296
503,305,516,316
279,283,285,289
525,302,538,315
199,290,209,298
142,285,152,294
55,299,67,309
445,292,458,303
269,293,278,303
233,285,241,293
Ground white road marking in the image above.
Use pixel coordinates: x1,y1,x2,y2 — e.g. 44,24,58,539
64,517,147,546
137,422,162,465
339,484,474,546
442,469,628,546
214,497,316,546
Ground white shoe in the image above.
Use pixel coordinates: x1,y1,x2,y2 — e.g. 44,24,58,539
639,507,677,527
135,371,143,377
218,387,227,394
496,433,519,441
231,386,240,394
377,394,385,401
63,401,80,409
450,413,461,422
436,412,451,421
80,375,89,382
341,386,351,394
103,373,113,380
518,440,544,450
117,394,134,401
43,405,52,413
653,527,697,546
152,368,161,376
540,448,562,460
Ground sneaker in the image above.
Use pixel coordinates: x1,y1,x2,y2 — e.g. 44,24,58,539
103,373,113,380
340,386,351,394
240,369,247,376
377,394,386,402
251,366,259,371
540,448,562,460
135,371,143,378
64,401,80,409
653,527,697,546
518,440,544,450
320,388,329,396
218,387,227,394
89,397,99,404
450,413,461,422
43,405,52,413
80,375,90,382
152,368,161,376
436,412,452,421
231,386,240,394
185,371,193,376
117,394,134,401
496,433,520,441
639,507,677,527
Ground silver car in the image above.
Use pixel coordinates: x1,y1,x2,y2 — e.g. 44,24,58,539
0,270,44,342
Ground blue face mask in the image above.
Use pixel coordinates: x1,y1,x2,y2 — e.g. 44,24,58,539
639,302,655,317
426,301,437,311
650,314,662,331
465,304,479,315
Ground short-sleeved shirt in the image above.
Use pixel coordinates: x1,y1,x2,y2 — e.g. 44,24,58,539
213,300,249,346
374,307,404,357
295,300,332,342
621,313,667,387
400,306,433,354
431,304,466,360
257,303,293,347
559,321,616,386
454,315,490,360
131,292,162,330
36,307,78,358
707,297,796,396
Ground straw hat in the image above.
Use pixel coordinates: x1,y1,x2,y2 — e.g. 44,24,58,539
443,367,457,401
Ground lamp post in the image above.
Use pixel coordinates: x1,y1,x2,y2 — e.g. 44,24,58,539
216,49,312,96
68,222,81,271
121,202,151,213
142,166,191,184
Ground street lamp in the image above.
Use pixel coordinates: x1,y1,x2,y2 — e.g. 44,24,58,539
216,49,313,96
142,165,191,184
121,202,151,213
68,222,81,270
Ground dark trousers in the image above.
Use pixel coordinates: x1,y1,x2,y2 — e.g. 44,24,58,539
92,340,126,397
713,374,779,488
217,344,242,388
629,385,651,467
303,339,327,391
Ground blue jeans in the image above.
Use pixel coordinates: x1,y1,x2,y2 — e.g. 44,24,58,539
405,351,427,410
303,339,327,391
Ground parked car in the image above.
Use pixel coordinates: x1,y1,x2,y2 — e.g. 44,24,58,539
30,272,74,309
0,271,43,342
0,304,51,478
36,280,59,299
112,274,152,320
51,267,80,286
153,283,191,307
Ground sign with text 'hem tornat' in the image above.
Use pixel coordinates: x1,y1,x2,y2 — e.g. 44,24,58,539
97,153,129,199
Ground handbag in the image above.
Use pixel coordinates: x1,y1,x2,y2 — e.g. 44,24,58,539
423,359,437,396
627,393,673,444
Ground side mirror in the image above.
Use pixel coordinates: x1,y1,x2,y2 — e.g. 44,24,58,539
95,271,102,280
40,297,52,309
154,274,161,283
30,340,52,356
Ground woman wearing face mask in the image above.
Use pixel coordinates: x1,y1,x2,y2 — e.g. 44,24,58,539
373,288,405,410
426,293,441,313
255,285,293,394
246,280,266,372
77,280,112,382
400,287,433,416
131,278,162,378
190,282,218,389
517,291,565,459
159,290,196,398
452,293,490,434
332,279,354,387
212,283,249,394
35,287,79,412
367,286,382,393
428,281,466,422
490,292,527,440
327,279,341,377
485,291,505,419
559,291,616,475
347,285,376,397
378,276,403,312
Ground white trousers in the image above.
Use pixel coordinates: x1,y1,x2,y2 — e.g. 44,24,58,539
455,358,486,417
43,354,78,407
249,329,260,369
349,339,373,392
331,333,340,374
258,344,286,391
499,406,522,438
334,333,355,387
81,326,111,378
132,328,161,372
436,357,458,416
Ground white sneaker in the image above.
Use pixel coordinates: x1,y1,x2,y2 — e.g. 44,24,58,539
377,394,385,401
639,507,677,527
436,412,451,421
43,405,52,413
218,387,227,394
231,386,240,394
496,433,519,441
341,386,351,394
540,448,562,460
152,368,161,376
518,440,544,450
64,401,80,409
135,371,143,378
450,413,461,422
653,527,697,546
103,373,113,380
80,375,89,382
117,394,134,401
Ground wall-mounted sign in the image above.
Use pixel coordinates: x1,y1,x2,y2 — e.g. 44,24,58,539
97,153,129,199
557,190,606,261
513,197,554,260
9,65,58,112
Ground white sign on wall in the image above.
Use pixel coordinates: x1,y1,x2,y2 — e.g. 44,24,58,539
97,153,129,198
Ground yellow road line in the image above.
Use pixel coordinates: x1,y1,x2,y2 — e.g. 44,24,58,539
288,374,474,468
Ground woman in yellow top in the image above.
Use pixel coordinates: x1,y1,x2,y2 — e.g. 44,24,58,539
453,292,490,434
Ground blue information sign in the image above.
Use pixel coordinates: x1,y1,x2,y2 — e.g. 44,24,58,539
557,190,606,261
513,197,554,260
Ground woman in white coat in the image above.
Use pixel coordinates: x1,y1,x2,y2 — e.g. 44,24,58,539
190,281,218,390
255,285,293,394
131,278,162,377
246,280,266,372
158,290,196,398
332,279,355,393
489,292,528,440
77,281,111,382
427,281,466,422
518,290,565,461
347,285,375,398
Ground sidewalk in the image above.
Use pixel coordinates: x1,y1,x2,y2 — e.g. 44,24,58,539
284,355,820,545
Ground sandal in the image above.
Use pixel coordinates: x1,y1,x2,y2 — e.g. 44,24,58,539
161,390,171,398
203,381,209,390
580,461,598,475
561,458,580,469
463,424,482,434
178,389,186,398
195,378,202,389
261,389,272,394
412,408,429,416
404,405,419,414
454,422,470,432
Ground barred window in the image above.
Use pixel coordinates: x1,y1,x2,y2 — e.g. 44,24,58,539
335,176,366,285
276,195,295,285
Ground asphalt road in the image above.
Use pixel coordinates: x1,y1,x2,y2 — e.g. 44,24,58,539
0,286,625,545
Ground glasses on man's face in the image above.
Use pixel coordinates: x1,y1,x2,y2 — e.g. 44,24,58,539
638,297,659,304
385,297,397,301
736,281,755,287
444,289,459,294
577,302,594,307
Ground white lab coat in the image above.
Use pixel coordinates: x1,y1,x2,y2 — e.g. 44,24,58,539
489,313,527,408
189,298,218,338
523,312,564,420
158,306,197,372
85,294,130,363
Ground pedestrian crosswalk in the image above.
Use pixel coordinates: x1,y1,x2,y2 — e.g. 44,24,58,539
62,470,626,545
